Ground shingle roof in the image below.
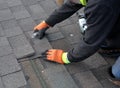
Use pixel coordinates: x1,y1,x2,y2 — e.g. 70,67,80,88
0,0,118,88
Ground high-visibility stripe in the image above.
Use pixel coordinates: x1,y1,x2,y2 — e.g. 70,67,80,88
62,52,71,64
80,0,87,6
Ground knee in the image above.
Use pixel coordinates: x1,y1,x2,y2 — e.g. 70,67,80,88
112,66,120,79
112,56,120,79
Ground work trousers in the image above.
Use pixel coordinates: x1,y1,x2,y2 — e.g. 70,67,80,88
112,56,120,79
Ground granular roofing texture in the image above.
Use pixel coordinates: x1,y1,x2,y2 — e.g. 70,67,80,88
0,0,119,88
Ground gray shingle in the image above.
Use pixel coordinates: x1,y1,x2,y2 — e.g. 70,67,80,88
8,34,35,59
92,65,111,81
67,34,82,45
60,24,81,38
10,5,31,20
32,37,52,54
0,78,4,88
46,32,64,42
100,79,120,88
21,0,39,6
73,71,103,88
103,57,116,66
4,26,23,37
0,24,4,37
46,26,59,34
2,71,27,88
21,60,44,88
0,37,9,47
0,45,12,57
1,19,18,29
65,62,90,75
8,34,30,48
13,44,35,59
17,17,36,32
0,54,21,76
40,0,57,15
70,16,78,24
0,0,8,10
42,66,79,88
83,53,108,69
6,0,22,7
57,19,73,27
0,9,14,21
28,4,47,20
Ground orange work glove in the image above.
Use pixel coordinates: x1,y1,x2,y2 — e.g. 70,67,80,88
32,21,50,39
45,49,71,64
34,21,50,31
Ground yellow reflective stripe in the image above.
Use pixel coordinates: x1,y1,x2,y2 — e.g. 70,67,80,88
80,0,87,6
62,52,70,64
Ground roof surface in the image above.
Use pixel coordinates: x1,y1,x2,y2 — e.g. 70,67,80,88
0,0,119,88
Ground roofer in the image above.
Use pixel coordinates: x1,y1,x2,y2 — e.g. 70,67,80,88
33,0,120,84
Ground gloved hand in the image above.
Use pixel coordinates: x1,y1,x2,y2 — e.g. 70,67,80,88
32,21,50,39
42,49,71,64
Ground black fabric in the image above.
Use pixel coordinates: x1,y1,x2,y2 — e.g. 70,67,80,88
45,0,120,62
68,0,120,62
45,0,83,26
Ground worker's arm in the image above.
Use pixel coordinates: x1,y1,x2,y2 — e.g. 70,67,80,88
45,0,83,27
33,0,83,39
68,3,118,62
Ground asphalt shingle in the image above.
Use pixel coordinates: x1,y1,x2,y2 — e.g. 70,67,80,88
32,37,52,55
0,0,8,10
1,19,18,29
67,34,82,45
10,5,31,20
0,54,21,76
57,19,73,27
46,31,64,42
42,66,79,88
0,24,4,37
39,0,57,15
0,0,118,87
0,37,9,47
46,26,59,34
8,34,30,48
28,4,47,20
60,24,81,38
8,34,35,59
83,53,108,69
100,79,120,88
74,71,103,88
0,77,4,88
65,62,90,75
14,44,35,59
0,45,12,57
21,0,40,6
17,17,36,32
5,0,22,7
4,26,23,37
0,9,14,21
2,71,27,88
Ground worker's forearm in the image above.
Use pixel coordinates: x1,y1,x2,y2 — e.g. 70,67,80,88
45,0,83,26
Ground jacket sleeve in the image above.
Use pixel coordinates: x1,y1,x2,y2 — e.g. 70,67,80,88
45,0,83,26
68,4,118,62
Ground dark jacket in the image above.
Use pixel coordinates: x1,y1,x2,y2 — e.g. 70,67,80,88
45,0,120,62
